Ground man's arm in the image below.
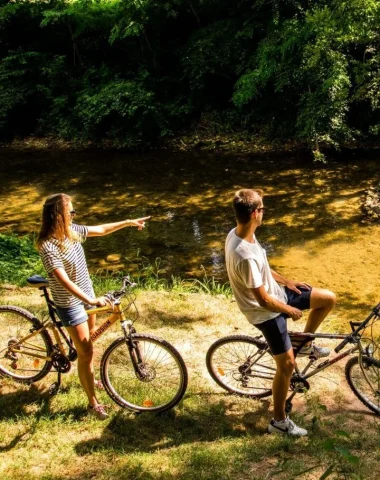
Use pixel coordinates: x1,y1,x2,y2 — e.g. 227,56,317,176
251,285,303,320
270,269,311,294
86,216,150,237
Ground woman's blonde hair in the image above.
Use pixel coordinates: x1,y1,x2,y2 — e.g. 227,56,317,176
37,193,75,249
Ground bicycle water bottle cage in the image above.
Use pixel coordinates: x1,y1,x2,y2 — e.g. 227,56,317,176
27,275,49,289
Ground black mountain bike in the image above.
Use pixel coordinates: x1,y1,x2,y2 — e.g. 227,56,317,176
206,303,380,415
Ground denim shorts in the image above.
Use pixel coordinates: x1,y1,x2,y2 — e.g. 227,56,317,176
255,286,312,356
55,304,91,327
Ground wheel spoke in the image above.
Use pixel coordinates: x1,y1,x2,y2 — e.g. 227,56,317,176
206,336,275,398
346,356,380,415
0,306,52,382
101,335,187,412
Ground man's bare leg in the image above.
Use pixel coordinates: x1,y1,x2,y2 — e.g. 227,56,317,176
272,347,295,421
304,287,336,334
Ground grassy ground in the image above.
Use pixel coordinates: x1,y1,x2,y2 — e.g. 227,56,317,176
1,285,380,480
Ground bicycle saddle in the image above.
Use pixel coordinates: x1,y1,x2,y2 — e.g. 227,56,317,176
27,275,49,288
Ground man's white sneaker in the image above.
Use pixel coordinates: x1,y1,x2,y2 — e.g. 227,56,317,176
268,416,308,437
298,343,330,359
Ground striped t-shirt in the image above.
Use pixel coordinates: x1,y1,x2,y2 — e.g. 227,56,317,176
39,224,94,308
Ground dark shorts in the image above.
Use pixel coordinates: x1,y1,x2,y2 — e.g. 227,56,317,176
56,304,93,328
255,286,312,356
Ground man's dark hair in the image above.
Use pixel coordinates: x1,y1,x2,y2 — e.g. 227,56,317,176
232,189,264,224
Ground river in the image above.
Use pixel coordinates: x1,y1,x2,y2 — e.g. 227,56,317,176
0,146,379,309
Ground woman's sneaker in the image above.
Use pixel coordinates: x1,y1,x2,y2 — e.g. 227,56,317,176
298,343,330,358
87,404,109,420
268,416,308,436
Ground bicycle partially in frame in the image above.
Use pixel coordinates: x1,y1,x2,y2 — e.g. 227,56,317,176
206,303,380,415
0,275,188,413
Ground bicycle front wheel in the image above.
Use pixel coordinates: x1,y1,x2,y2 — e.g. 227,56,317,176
0,305,53,383
206,335,275,398
345,355,380,415
100,334,188,413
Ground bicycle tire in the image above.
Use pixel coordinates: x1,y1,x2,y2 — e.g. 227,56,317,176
206,335,275,398
100,334,188,413
345,355,380,415
0,305,53,383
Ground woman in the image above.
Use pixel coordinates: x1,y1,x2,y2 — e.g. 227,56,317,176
37,193,149,420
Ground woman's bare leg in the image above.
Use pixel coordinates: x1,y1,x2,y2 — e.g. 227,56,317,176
66,321,98,407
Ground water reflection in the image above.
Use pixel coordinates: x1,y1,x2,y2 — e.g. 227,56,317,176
192,219,202,243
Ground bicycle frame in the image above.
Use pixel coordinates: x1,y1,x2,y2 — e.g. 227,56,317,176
9,287,133,364
283,303,380,405
87,304,125,342
290,332,357,375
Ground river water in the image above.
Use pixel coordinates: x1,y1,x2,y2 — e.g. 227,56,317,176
0,147,379,307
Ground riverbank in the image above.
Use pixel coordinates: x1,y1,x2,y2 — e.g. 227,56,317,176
3,134,380,157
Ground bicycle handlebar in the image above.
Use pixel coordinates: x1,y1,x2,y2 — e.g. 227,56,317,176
334,336,352,353
104,276,137,303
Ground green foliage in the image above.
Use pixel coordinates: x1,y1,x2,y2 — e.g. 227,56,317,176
0,233,44,285
74,76,167,147
233,0,380,148
321,430,361,479
0,0,379,150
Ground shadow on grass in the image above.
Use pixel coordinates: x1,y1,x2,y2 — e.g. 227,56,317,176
139,305,212,328
0,380,88,423
74,395,272,457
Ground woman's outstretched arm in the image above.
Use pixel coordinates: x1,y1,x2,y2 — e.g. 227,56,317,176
86,216,150,237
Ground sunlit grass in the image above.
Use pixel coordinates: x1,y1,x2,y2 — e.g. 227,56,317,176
1,286,380,479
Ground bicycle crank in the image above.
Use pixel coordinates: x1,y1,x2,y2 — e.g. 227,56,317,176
290,376,310,393
51,353,71,373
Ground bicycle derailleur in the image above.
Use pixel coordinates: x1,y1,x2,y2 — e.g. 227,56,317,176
232,362,252,387
5,338,19,369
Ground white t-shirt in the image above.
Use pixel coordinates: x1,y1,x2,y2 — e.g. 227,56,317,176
225,228,287,324
39,224,94,308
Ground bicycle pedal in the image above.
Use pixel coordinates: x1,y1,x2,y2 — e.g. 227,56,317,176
49,382,60,396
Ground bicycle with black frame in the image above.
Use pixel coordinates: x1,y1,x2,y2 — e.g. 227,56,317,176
206,302,380,415
0,275,188,413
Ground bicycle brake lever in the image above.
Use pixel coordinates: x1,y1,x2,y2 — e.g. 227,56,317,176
103,293,115,308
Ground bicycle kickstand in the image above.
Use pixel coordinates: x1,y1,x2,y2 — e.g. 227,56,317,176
49,371,62,396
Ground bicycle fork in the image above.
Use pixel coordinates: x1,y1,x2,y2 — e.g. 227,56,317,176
121,321,146,380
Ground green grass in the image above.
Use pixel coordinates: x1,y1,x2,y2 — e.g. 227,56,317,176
1,286,380,480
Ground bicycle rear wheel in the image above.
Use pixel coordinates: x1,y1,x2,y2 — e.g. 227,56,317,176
100,334,188,413
0,305,53,383
206,335,275,398
345,355,380,415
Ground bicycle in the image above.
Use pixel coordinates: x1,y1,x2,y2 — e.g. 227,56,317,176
0,275,188,413
206,303,380,415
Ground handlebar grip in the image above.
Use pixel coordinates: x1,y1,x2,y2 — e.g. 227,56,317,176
335,337,351,353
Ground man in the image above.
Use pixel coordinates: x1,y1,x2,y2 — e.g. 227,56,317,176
225,189,336,436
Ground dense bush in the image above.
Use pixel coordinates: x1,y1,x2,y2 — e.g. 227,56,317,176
0,0,379,153
0,233,44,285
